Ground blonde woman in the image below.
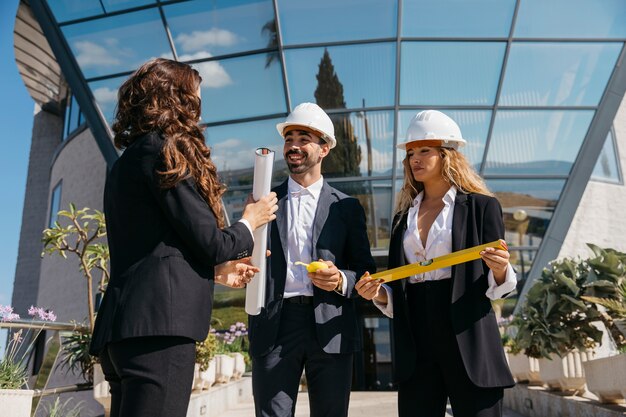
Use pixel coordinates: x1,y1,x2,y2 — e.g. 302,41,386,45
356,110,516,417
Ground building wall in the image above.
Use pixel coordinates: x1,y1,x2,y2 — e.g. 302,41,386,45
37,127,107,323
11,104,62,316
558,95,626,259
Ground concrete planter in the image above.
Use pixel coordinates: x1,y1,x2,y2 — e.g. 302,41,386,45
193,359,217,391
215,354,234,384
583,353,626,404
0,389,34,417
232,353,246,380
539,351,593,393
506,352,542,385
93,363,111,417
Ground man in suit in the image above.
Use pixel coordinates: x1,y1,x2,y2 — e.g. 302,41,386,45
249,102,376,417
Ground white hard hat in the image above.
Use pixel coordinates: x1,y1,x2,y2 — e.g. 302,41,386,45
397,110,466,150
276,102,336,149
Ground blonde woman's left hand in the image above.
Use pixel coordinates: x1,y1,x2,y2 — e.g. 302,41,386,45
480,246,509,281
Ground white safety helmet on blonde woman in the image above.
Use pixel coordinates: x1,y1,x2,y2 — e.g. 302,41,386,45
396,110,466,151
276,102,337,149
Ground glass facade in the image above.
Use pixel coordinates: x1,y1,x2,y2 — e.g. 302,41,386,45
48,181,62,228
43,0,626,390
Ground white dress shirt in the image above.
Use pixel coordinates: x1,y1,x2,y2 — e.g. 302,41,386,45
284,176,347,298
374,186,517,317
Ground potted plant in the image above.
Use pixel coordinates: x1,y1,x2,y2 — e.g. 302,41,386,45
511,257,603,392
194,332,218,391
0,305,57,417
41,204,110,414
502,333,541,385
580,244,626,403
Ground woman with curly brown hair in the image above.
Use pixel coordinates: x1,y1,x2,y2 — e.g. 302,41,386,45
356,111,516,417
90,58,277,417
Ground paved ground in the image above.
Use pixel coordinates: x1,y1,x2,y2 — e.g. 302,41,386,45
220,391,526,417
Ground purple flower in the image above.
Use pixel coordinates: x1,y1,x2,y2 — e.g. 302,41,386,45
229,325,236,332
235,331,242,337
27,305,56,322
0,305,20,322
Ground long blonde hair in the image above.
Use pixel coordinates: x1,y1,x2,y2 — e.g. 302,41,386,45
395,147,492,216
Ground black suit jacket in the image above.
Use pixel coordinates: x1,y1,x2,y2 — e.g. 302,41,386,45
90,132,253,355
248,180,376,357
388,191,515,388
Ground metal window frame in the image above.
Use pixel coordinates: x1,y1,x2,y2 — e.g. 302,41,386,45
31,0,119,169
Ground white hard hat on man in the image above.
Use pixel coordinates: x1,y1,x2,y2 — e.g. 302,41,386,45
397,110,467,151
276,102,337,149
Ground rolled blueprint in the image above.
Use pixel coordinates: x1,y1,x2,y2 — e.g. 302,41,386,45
245,148,275,315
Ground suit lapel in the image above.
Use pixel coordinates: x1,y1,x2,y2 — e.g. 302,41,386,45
451,192,468,252
274,181,289,262
311,181,332,253
451,191,468,302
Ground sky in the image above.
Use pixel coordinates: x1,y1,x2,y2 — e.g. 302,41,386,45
0,0,34,310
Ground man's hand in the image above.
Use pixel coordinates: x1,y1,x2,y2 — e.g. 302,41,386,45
215,257,259,288
308,259,342,292
355,272,385,302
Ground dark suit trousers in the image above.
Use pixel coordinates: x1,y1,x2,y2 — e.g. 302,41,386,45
252,302,353,417
398,280,503,417
100,336,196,417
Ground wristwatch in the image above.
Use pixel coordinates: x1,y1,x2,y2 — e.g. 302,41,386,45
333,273,344,295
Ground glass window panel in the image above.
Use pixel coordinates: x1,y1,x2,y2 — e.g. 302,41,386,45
397,110,491,173
285,43,396,110
500,43,622,106
89,76,126,125
483,110,595,175
62,9,172,79
101,0,155,13
205,118,287,187
591,130,621,183
515,0,626,39
322,111,394,178
49,181,63,228
223,188,252,225
400,42,505,105
402,0,515,38
486,179,565,248
164,0,275,59
48,0,103,23
277,0,397,45
330,180,393,250
64,95,81,139
194,53,286,123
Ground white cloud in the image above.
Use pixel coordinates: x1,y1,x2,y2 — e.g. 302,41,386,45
176,28,239,52
359,147,393,175
210,138,253,170
93,87,118,104
178,52,233,89
74,40,122,68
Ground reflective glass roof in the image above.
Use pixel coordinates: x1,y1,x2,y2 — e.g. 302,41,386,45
44,0,626,264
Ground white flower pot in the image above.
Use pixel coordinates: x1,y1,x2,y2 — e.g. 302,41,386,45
200,358,217,390
506,352,542,385
583,353,626,404
232,353,246,380
0,389,34,417
215,354,235,384
93,364,111,417
539,350,593,393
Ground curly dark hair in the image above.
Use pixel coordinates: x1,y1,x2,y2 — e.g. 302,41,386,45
112,58,225,227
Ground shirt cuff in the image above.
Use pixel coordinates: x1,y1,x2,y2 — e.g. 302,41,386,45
335,270,348,295
237,219,255,242
372,284,394,318
486,263,517,300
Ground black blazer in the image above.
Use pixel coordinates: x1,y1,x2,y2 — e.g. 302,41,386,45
90,132,253,355
248,180,376,357
388,191,515,388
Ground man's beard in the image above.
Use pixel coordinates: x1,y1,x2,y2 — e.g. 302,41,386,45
285,149,319,174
